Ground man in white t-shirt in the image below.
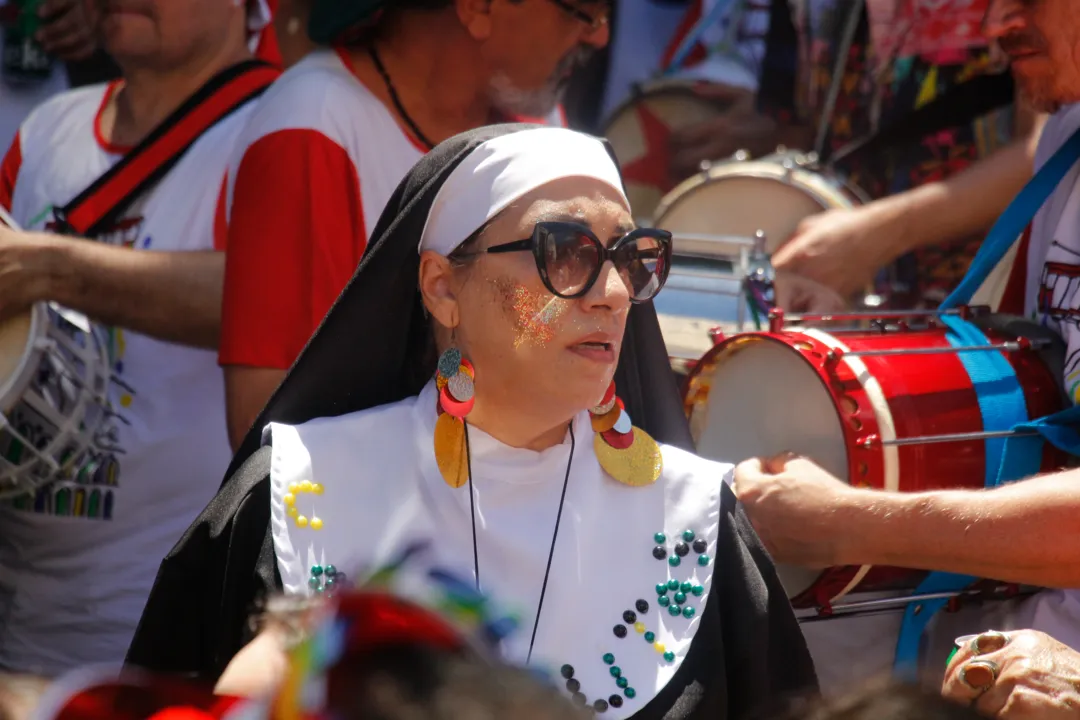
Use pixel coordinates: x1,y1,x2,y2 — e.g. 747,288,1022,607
732,0,1080,696
218,0,602,451
0,0,100,147
0,0,275,677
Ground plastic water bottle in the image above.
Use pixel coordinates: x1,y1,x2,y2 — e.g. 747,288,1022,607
2,0,53,86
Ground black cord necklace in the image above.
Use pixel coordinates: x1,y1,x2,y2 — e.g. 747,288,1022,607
465,420,576,664
368,44,435,151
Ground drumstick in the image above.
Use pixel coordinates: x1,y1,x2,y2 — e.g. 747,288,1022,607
0,205,21,232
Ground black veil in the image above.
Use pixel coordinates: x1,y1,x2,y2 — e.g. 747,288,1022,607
126,124,694,678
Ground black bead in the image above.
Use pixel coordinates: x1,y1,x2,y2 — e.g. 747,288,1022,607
566,678,581,693
652,545,667,560
674,542,690,557
613,624,627,638
622,610,637,624
635,599,649,613
693,539,708,554
561,664,575,679
593,699,609,713
572,692,587,706
609,695,624,708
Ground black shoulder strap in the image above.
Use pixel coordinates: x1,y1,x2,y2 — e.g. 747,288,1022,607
55,60,280,238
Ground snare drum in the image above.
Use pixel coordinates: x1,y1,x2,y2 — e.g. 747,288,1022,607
601,79,734,221
0,302,118,500
683,311,1068,608
654,149,869,258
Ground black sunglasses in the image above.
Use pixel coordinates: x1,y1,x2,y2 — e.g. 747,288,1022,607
548,0,610,31
462,221,672,303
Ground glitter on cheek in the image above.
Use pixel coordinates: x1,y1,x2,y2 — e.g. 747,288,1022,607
494,278,570,349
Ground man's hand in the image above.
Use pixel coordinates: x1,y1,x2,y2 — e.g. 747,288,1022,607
732,455,859,567
36,0,99,61
772,204,906,302
0,225,61,322
774,269,849,314
667,84,779,183
943,630,1080,719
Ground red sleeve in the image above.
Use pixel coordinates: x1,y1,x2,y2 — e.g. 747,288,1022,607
213,173,229,252
0,131,22,212
219,129,366,370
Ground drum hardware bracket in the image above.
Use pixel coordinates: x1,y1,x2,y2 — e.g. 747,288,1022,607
859,428,1044,449
769,305,991,332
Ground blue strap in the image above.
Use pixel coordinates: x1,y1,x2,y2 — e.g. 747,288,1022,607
942,126,1080,310
664,0,738,75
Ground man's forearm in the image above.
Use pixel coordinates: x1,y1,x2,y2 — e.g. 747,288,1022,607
875,119,1046,261
836,470,1080,588
43,237,224,349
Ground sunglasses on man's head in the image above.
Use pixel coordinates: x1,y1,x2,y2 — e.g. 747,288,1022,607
459,221,672,303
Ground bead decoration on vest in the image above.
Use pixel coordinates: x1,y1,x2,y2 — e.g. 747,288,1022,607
285,480,325,530
559,661,634,714
308,564,345,596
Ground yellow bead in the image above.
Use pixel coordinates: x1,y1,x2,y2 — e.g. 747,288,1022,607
310,517,323,530
299,480,313,493
288,483,299,494
295,515,308,528
287,506,298,518
654,642,666,654
634,623,645,634
283,493,295,506
312,483,324,495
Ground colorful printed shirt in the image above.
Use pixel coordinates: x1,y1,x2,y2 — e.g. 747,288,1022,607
763,0,1015,305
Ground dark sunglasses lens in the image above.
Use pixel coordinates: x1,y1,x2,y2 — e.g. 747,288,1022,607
540,228,600,296
615,234,667,301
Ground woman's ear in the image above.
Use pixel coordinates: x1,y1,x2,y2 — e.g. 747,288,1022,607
419,251,460,330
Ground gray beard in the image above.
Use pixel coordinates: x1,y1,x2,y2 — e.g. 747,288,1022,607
489,73,567,118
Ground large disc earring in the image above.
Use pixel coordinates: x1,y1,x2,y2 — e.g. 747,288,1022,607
590,381,662,487
433,347,475,489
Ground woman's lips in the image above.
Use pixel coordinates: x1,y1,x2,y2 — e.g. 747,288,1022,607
569,341,616,363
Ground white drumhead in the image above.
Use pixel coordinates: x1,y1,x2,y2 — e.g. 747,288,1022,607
0,310,35,413
691,337,849,597
656,161,856,256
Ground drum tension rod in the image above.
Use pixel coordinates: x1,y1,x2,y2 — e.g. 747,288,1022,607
859,428,1042,449
824,337,1050,364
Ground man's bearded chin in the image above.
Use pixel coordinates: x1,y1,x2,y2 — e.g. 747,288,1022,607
489,49,589,118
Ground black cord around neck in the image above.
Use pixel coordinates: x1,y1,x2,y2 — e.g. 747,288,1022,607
467,420,577,664
368,44,435,151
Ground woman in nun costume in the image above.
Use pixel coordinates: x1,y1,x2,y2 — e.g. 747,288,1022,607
127,124,816,718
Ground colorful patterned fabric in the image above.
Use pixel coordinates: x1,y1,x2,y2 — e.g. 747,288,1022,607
766,0,1014,305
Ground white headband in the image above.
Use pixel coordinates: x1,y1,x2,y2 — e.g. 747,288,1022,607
419,128,631,256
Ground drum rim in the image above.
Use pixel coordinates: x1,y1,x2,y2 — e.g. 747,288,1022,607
0,302,47,412
652,157,857,227
599,77,726,134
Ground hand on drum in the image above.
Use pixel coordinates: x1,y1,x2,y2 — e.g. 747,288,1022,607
774,269,848,314
35,0,100,61
0,224,60,322
667,84,779,182
943,630,1080,719
732,455,857,567
772,206,902,305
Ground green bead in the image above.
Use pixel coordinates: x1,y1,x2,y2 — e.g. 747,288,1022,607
658,595,670,607
655,583,668,595
644,631,655,643
663,651,675,662
311,565,323,577
683,606,696,619
674,592,687,604
682,530,695,542
307,577,319,589
668,604,680,617
617,677,629,689
325,564,337,576
692,585,705,597
625,688,637,699
610,666,621,678
603,653,615,665
667,579,679,591
680,581,693,593
698,554,710,566
668,555,681,567
653,532,666,544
